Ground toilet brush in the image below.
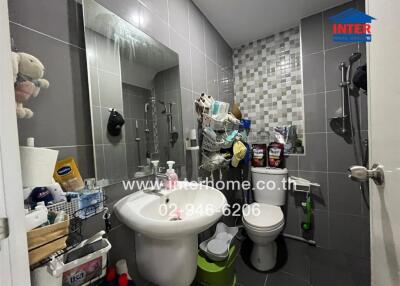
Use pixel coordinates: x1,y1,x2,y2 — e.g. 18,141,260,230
301,195,313,231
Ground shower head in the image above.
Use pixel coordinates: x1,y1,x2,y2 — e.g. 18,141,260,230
349,53,362,65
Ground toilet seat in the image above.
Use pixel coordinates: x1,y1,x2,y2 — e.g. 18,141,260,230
242,203,284,231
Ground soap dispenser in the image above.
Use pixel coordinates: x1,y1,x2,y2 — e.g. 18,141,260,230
164,161,178,190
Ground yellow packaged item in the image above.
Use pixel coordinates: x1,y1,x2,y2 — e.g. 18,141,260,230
53,157,84,192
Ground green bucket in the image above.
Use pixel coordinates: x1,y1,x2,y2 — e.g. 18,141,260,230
194,246,237,286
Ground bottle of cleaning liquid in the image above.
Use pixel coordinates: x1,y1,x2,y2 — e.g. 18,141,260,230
164,161,178,190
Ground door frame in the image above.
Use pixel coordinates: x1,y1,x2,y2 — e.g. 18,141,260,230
367,0,400,285
0,1,31,285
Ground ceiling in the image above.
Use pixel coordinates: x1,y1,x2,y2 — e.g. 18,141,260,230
193,0,349,47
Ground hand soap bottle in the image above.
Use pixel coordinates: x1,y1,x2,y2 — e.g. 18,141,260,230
164,161,178,190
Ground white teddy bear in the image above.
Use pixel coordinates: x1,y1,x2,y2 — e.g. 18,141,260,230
11,52,49,119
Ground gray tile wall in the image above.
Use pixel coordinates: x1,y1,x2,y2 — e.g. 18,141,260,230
285,0,370,260
154,66,185,167
123,83,155,178
9,0,95,179
8,0,234,281
86,28,129,183
96,0,235,137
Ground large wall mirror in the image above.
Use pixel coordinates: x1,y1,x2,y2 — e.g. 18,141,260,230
83,0,184,185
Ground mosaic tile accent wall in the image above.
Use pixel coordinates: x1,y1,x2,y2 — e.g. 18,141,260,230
233,27,304,144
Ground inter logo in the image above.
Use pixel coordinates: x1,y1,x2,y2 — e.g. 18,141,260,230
329,8,376,42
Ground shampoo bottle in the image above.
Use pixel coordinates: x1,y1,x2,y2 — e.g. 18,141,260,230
164,161,178,190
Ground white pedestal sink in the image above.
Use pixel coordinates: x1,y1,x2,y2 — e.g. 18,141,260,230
114,181,227,286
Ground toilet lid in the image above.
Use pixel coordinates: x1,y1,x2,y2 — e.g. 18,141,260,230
243,203,284,229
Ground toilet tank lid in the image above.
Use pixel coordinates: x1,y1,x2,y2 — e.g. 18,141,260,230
251,167,288,175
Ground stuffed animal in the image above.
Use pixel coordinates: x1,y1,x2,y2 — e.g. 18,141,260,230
11,52,49,119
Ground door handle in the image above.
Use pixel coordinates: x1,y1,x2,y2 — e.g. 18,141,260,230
348,164,385,185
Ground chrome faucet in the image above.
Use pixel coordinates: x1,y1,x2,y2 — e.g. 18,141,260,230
143,161,169,195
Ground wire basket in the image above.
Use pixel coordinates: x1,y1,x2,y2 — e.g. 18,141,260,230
46,190,105,220
47,199,80,220
200,152,231,173
202,131,224,152
202,129,235,152
202,113,227,131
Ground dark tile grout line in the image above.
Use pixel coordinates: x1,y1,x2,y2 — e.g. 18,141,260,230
9,21,85,50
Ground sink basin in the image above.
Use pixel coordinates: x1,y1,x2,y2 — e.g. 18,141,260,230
115,181,226,238
114,181,227,286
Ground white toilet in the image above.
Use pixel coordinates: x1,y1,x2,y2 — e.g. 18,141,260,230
242,167,288,271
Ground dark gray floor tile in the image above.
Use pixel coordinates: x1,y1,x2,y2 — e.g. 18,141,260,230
278,239,310,282
235,251,268,286
324,43,359,92
304,93,326,133
301,13,323,56
266,271,310,286
309,246,370,286
328,172,362,215
302,52,325,95
299,133,327,172
329,213,367,258
8,0,85,48
107,225,147,285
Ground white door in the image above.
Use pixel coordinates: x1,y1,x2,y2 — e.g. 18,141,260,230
0,1,31,285
367,0,400,285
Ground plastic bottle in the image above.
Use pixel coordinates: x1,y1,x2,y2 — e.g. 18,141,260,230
54,211,66,224
164,161,178,190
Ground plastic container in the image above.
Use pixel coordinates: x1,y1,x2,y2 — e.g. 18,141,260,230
195,245,237,286
53,157,85,192
49,235,111,286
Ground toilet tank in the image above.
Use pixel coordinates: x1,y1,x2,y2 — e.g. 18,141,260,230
251,168,288,206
